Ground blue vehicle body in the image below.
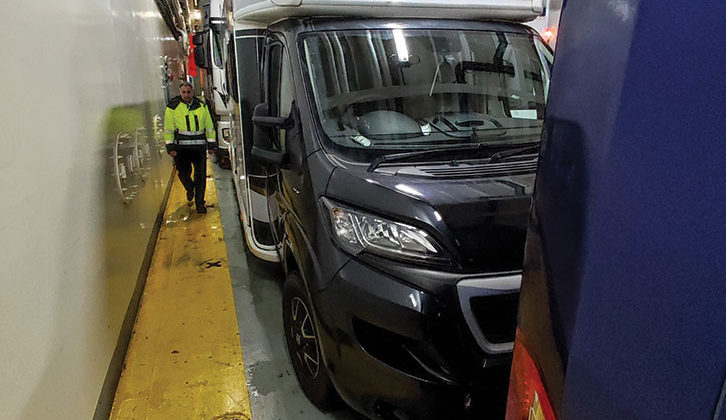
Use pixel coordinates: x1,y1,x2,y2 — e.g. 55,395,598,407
508,0,726,419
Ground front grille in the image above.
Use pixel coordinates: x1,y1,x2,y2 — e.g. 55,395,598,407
392,160,538,178
470,293,519,344
457,274,521,354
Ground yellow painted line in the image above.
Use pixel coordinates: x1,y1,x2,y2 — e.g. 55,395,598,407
110,162,252,420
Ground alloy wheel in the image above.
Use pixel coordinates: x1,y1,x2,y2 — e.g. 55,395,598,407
289,296,320,378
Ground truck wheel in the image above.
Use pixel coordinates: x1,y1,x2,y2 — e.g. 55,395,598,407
282,271,337,409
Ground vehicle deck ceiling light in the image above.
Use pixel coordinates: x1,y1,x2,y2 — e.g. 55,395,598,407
392,29,409,62
541,27,556,43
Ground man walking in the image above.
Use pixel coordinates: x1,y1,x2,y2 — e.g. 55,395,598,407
164,82,217,213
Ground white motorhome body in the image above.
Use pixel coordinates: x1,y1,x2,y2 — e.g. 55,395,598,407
229,26,277,261
235,0,544,24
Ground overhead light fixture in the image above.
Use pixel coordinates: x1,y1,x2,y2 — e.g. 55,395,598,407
392,29,409,63
541,27,557,44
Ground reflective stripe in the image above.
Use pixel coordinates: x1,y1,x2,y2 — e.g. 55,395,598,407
177,139,207,145
164,130,174,134
165,139,175,144
177,130,205,135
207,138,215,142
194,115,199,131
185,115,191,131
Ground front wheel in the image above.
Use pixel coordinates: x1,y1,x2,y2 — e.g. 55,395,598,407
282,271,338,408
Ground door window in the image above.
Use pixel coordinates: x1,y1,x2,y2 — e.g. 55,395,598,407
266,41,294,151
226,37,239,103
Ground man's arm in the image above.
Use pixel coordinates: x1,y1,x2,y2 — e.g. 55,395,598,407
204,104,217,154
163,107,177,156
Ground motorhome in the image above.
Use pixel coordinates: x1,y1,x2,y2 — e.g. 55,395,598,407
229,1,553,417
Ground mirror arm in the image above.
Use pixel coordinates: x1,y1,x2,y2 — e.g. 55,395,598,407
252,115,293,129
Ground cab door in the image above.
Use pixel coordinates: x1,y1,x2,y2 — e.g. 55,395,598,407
263,37,307,251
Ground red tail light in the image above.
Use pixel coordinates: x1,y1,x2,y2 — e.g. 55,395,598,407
506,330,556,420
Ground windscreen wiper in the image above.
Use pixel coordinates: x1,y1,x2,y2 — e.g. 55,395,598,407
488,144,541,163
367,143,488,172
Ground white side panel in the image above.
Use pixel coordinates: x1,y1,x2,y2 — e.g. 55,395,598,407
0,0,179,418
235,0,543,24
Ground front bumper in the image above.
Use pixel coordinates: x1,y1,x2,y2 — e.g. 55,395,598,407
313,256,520,419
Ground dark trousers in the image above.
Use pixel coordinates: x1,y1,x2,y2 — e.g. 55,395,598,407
174,148,206,208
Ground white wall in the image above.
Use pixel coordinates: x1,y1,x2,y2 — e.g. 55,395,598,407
0,0,180,418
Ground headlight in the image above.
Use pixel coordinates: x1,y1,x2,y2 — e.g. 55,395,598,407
322,198,446,262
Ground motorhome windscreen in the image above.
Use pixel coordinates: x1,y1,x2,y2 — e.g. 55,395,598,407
302,29,549,156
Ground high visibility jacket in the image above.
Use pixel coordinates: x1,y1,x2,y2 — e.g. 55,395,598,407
163,96,216,153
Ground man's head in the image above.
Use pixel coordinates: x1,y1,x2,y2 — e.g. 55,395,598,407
180,82,194,104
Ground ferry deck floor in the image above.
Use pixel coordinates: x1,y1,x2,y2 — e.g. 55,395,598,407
109,162,364,420
212,167,365,420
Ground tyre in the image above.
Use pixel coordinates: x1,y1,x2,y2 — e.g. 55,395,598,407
282,271,338,408
215,149,231,169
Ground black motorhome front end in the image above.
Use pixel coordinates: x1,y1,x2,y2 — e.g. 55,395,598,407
232,16,551,419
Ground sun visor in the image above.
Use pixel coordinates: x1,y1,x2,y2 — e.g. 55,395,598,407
234,0,544,25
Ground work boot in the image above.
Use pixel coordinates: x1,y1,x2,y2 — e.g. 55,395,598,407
196,205,207,214
186,189,194,202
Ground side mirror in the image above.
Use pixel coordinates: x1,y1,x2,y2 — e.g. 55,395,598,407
192,33,204,46
194,47,208,70
193,33,208,69
251,103,288,166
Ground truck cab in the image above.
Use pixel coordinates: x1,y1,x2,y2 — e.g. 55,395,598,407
193,0,236,167
230,1,552,417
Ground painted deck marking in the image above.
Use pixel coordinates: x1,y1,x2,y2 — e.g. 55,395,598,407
110,163,252,420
